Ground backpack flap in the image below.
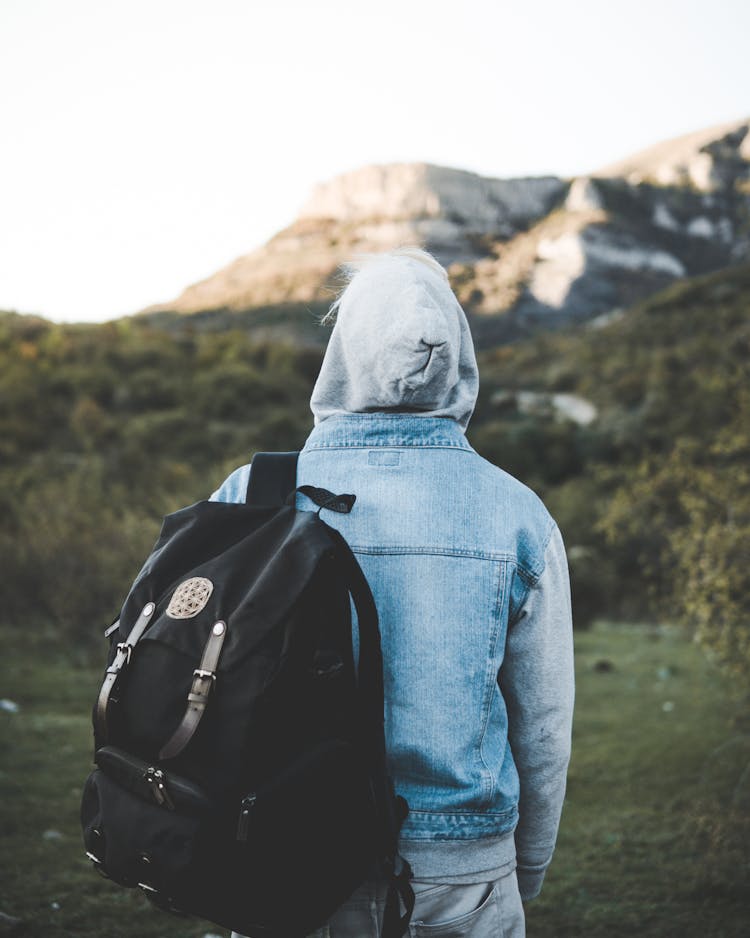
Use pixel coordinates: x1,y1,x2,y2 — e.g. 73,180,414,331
116,502,332,668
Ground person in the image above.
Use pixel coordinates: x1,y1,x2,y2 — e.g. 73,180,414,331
211,247,575,938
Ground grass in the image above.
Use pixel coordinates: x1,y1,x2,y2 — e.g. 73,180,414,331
1,623,748,937
527,623,750,938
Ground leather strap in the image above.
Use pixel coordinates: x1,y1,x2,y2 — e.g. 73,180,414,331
159,620,228,760
95,602,155,742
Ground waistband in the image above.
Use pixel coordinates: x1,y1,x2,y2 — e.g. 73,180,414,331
398,830,517,883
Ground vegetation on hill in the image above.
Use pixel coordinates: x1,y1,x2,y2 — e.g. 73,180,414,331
1,263,749,680
0,314,319,638
473,263,750,679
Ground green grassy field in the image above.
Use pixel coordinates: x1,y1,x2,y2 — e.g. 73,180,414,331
1,623,748,937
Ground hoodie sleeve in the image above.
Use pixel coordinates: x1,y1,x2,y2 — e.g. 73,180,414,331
499,523,575,901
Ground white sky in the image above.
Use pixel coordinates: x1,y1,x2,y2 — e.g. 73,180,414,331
1,0,749,323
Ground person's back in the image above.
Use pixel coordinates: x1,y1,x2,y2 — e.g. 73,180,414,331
214,248,574,938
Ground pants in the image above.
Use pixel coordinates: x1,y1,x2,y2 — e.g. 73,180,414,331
231,869,525,938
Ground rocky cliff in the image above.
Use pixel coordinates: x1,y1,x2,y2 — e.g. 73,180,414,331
145,164,565,315
144,118,750,343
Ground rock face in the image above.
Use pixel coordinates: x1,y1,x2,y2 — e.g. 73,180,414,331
455,118,750,342
147,164,565,315
299,163,564,237
145,118,750,343
593,118,750,191
491,389,598,426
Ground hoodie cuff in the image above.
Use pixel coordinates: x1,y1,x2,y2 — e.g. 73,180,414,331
516,863,548,902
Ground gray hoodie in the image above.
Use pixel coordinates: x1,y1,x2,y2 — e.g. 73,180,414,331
310,250,479,430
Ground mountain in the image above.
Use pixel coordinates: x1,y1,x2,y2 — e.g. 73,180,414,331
592,117,750,189
142,164,565,314
142,118,750,344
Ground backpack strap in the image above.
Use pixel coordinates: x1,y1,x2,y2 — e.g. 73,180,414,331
94,602,156,743
325,528,385,736
325,527,415,937
158,619,228,761
245,452,299,505
252,454,414,933
382,855,415,938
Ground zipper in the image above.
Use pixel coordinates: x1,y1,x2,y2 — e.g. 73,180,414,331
235,738,348,842
144,766,176,810
236,793,257,841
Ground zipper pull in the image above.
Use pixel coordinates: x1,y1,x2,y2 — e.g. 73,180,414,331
144,767,175,810
236,793,257,842
154,769,175,810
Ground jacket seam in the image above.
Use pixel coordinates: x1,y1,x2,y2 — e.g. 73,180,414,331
303,442,473,451
351,546,517,562
477,561,507,804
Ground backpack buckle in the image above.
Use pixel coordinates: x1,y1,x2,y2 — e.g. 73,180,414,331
193,669,216,682
187,669,216,705
116,642,133,665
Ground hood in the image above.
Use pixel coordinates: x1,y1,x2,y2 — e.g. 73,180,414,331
309,251,479,431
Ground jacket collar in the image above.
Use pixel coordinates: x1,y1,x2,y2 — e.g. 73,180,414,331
302,413,473,451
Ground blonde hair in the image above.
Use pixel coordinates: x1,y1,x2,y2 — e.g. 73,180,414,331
321,246,448,325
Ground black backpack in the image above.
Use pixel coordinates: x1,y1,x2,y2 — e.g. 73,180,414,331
81,452,415,937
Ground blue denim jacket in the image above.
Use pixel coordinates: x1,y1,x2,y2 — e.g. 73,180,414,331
212,413,574,898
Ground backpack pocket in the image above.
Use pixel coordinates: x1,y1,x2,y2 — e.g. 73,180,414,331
226,738,381,934
80,746,214,904
94,745,213,814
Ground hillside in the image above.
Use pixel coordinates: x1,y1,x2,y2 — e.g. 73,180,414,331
142,118,750,346
3,263,749,676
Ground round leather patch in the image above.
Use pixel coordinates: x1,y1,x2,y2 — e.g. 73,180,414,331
166,577,214,619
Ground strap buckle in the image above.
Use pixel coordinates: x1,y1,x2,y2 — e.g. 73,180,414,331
193,668,216,682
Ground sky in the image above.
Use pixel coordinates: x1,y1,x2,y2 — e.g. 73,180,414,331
1,0,749,323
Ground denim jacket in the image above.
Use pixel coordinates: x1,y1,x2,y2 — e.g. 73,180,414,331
211,413,574,900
